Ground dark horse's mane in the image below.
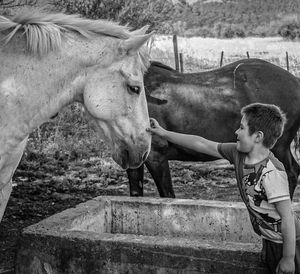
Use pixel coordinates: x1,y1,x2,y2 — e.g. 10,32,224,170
149,61,176,72
144,61,177,105
144,61,176,105
145,60,186,90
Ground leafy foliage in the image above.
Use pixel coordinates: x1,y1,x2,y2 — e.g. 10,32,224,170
278,18,300,40
52,0,300,38
53,0,183,33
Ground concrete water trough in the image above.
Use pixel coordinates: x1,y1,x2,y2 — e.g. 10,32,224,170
16,196,300,273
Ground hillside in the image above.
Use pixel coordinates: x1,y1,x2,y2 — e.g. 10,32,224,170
170,0,300,37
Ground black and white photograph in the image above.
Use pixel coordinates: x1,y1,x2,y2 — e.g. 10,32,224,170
1,0,300,273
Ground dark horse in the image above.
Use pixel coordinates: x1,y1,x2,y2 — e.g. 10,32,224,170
127,58,300,199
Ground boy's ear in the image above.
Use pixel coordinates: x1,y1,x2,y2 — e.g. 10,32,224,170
255,131,264,143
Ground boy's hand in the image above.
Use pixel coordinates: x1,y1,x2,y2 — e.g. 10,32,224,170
146,118,166,137
276,256,295,274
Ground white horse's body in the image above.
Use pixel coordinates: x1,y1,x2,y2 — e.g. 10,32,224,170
0,12,153,222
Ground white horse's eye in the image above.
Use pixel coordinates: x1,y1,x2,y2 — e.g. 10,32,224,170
127,85,141,95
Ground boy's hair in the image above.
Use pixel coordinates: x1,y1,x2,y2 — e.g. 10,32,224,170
241,103,287,148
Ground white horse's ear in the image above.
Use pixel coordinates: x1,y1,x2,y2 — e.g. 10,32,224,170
130,25,150,36
118,31,154,56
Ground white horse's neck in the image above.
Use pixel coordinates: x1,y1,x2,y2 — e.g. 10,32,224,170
0,34,118,150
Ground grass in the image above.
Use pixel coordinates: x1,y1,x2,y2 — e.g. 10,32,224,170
149,35,300,75
25,103,110,163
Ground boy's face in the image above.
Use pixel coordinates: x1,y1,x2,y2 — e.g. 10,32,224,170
235,115,257,153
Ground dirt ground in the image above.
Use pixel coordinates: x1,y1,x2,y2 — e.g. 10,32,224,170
1,153,300,273
0,153,239,272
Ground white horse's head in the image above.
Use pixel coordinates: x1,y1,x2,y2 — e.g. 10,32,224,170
0,12,153,170
83,33,152,169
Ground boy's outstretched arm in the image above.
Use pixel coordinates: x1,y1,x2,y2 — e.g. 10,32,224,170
147,118,222,159
275,199,295,274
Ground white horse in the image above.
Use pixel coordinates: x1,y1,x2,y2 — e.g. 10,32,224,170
0,11,153,222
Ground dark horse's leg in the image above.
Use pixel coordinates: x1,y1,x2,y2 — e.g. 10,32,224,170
127,159,175,198
127,165,144,196
127,135,175,197
145,158,175,198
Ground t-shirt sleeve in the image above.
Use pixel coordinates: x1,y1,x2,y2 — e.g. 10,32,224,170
262,169,290,203
217,143,237,165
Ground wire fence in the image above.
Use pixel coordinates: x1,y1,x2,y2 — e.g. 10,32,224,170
150,35,300,75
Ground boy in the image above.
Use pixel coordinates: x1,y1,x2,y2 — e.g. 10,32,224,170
146,103,300,274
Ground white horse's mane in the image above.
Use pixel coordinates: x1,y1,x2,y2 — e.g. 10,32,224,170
0,12,132,55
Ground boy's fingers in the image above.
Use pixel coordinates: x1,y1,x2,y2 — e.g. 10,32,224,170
146,127,154,133
149,118,157,128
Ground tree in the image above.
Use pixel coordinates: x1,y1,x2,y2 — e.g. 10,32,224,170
0,0,37,8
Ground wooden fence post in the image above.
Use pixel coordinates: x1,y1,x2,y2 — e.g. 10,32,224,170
173,35,180,71
220,51,224,67
286,51,289,71
246,51,250,59
179,53,184,72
